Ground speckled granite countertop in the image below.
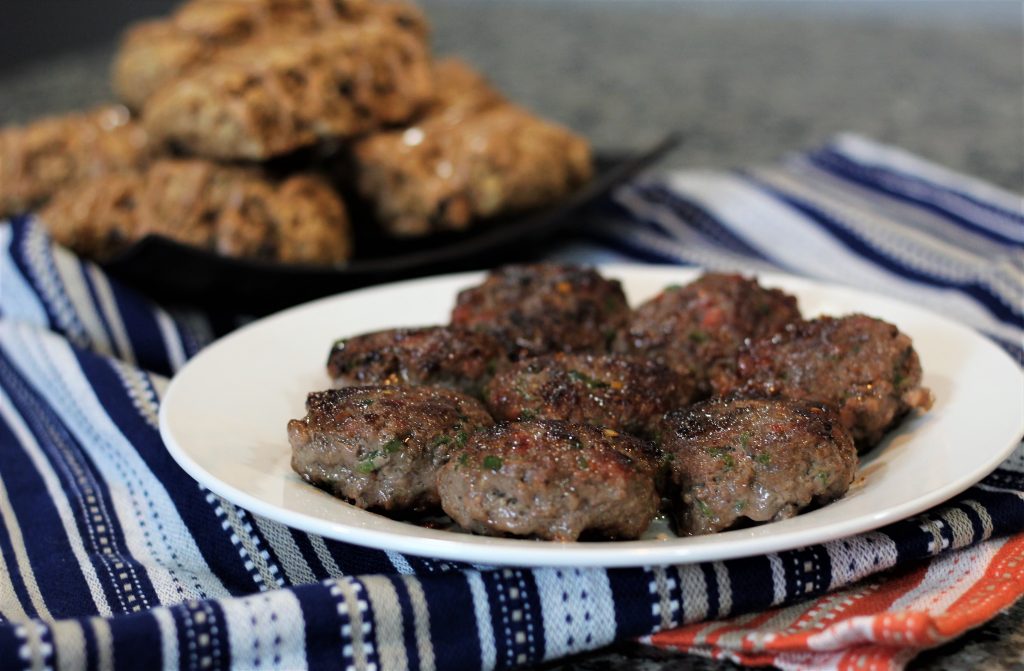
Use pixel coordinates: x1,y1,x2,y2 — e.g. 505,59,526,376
1,2,1020,669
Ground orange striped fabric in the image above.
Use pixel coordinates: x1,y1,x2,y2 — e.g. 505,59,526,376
644,533,1024,670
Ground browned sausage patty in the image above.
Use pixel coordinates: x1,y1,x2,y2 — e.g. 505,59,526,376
661,397,857,536
327,326,506,398
450,264,630,358
288,386,493,512
437,420,660,541
615,273,801,396
711,314,934,451
483,353,696,439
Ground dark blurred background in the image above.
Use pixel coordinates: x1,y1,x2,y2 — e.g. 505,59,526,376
2,1,1021,189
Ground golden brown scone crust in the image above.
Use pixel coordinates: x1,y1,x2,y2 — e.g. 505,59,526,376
142,19,434,160
353,63,593,237
39,158,352,265
0,106,151,218
113,0,428,111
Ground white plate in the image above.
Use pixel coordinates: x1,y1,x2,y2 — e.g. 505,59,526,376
159,266,1024,568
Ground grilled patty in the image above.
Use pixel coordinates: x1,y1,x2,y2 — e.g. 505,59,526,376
288,385,493,512
437,420,660,541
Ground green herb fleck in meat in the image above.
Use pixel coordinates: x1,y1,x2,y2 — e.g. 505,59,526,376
483,455,503,471
567,370,609,389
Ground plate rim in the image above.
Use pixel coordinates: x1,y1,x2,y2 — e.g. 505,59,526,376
158,265,1024,568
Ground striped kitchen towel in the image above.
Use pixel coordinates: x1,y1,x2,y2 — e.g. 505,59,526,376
0,134,1022,671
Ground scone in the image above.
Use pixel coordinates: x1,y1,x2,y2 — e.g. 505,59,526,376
353,62,593,237
142,19,433,160
113,0,428,111
0,105,151,218
39,158,352,265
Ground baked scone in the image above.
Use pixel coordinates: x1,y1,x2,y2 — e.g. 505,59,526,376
352,63,593,237
112,0,428,111
0,105,151,218
142,19,433,160
39,158,352,265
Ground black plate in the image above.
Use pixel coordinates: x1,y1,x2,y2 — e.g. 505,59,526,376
102,133,679,313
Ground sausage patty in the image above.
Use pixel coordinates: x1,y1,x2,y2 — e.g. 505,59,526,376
483,353,696,439
615,273,801,396
450,264,630,358
437,420,660,541
661,397,858,536
327,326,506,398
288,385,493,512
711,313,934,451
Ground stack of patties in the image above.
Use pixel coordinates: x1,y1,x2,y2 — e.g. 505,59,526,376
1,0,593,266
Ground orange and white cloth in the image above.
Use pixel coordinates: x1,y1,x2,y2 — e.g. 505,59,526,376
646,532,1024,670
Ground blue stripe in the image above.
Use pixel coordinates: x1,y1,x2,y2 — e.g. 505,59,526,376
824,144,1024,224
635,183,773,261
72,350,257,596
422,572,482,669
80,263,124,361
742,173,1024,327
607,568,662,635
810,150,1024,246
0,350,129,617
109,280,174,376
110,610,164,671
296,582,346,671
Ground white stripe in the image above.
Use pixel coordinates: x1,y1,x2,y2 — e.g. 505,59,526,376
151,606,179,671
401,577,436,671
0,474,52,621
713,563,733,618
963,500,995,540
466,572,497,670
50,251,112,357
51,620,87,671
535,568,616,658
663,172,1024,344
221,591,308,671
0,517,31,622
3,324,228,604
0,226,50,328
788,156,1017,259
832,133,1023,228
308,535,344,578
253,516,317,586
386,550,414,575
154,310,187,372
824,532,899,592
0,385,112,617
85,264,136,367
676,564,709,622
767,554,787,606
755,166,1023,285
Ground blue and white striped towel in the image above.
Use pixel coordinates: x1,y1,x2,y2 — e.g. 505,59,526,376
0,134,1021,671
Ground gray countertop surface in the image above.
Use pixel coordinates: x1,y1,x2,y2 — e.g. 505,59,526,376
1,2,1021,669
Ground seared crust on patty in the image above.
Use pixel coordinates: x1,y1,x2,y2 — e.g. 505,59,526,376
484,352,697,439
615,273,801,397
451,264,630,358
288,385,493,512
327,325,507,398
711,313,933,451
437,420,660,541
661,397,858,536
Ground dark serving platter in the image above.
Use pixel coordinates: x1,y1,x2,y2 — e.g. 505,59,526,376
102,133,680,314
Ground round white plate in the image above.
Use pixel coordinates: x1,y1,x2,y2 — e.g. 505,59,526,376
159,266,1024,568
